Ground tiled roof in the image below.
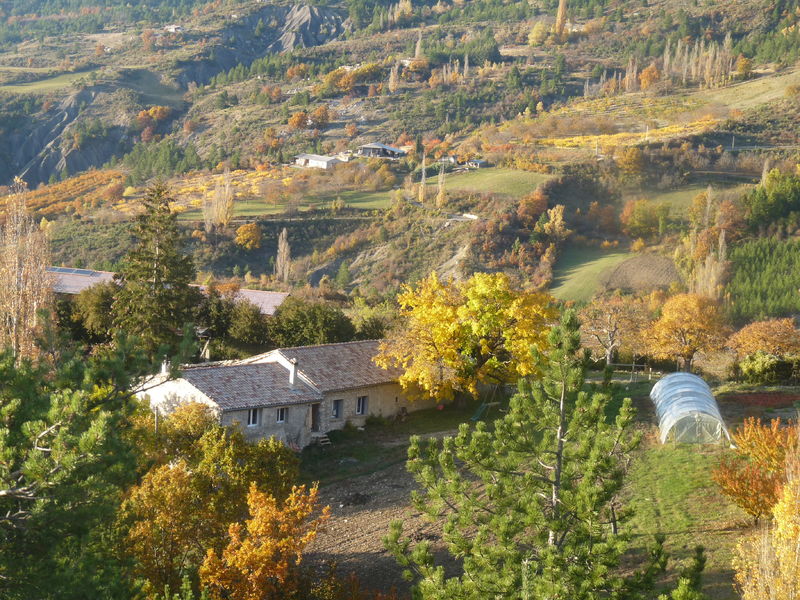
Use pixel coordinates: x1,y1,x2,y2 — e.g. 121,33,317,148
47,266,288,315
229,289,289,316
182,362,321,410
48,266,114,295
275,340,401,393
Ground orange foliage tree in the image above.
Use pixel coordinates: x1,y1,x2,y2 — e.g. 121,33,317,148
734,456,800,599
728,318,800,358
288,111,309,130
646,293,727,370
122,407,300,592
200,484,330,600
516,187,548,227
638,63,661,90
712,417,798,523
122,461,214,592
309,105,332,129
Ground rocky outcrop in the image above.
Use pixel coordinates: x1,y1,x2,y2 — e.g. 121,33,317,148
4,86,132,187
175,3,346,87
269,4,347,53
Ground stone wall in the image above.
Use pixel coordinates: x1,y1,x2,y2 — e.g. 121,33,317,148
223,404,312,447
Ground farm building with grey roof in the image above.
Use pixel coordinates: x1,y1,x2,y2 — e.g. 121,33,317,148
139,340,434,449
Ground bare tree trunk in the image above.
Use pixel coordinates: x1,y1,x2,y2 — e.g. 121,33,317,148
0,178,52,360
548,367,567,546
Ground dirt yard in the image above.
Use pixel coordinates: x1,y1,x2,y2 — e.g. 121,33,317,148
306,434,458,595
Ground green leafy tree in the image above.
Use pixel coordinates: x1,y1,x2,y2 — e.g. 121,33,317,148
228,301,269,346
384,311,645,599
269,297,356,348
73,281,117,342
113,183,200,356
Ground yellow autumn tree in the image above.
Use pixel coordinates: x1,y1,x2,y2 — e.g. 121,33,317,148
200,484,330,600
728,318,800,359
638,63,661,90
646,293,727,370
122,461,215,593
734,457,800,599
234,223,263,250
375,272,556,401
121,419,300,592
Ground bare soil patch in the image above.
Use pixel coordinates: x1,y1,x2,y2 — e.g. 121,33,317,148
307,459,455,596
601,253,680,293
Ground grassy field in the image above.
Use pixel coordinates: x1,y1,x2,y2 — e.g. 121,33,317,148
624,440,745,600
0,70,96,93
179,167,548,219
550,245,633,302
694,68,800,111
635,183,755,218
431,167,551,197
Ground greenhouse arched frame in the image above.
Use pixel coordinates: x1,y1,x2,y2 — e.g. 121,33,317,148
649,373,731,444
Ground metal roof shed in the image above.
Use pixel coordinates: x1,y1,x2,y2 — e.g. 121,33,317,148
650,373,731,444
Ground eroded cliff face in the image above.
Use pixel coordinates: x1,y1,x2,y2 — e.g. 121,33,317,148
1,3,347,187
4,87,133,187
175,3,347,86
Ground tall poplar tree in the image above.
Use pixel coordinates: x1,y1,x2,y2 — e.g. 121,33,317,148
385,311,653,599
113,183,198,356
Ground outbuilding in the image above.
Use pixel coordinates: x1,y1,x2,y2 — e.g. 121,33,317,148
294,153,342,170
357,143,407,159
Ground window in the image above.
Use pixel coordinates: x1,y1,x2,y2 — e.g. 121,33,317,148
332,399,343,419
247,408,260,427
356,395,368,415
276,407,287,423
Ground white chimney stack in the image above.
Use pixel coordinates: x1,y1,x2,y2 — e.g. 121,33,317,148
289,358,297,385
161,360,170,375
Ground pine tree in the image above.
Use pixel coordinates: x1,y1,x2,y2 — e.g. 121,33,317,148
113,182,198,356
385,311,647,599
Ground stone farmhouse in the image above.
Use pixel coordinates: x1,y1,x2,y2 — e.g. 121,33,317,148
139,340,435,448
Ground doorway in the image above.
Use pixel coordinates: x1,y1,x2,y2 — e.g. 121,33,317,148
311,403,320,432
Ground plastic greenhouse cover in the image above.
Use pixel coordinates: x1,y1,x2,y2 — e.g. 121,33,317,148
650,373,731,444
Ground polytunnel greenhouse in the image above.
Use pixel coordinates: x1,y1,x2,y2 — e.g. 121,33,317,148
649,373,732,444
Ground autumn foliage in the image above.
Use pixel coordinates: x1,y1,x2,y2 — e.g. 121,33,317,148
200,483,330,600
734,457,800,599
728,318,800,358
646,293,727,369
375,272,555,401
712,418,798,523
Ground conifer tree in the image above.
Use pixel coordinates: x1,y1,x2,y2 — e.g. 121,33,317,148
113,182,198,356
385,311,647,599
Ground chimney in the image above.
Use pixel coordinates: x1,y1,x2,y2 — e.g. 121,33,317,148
161,360,170,375
289,358,297,385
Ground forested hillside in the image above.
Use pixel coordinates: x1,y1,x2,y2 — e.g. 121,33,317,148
4,0,800,598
